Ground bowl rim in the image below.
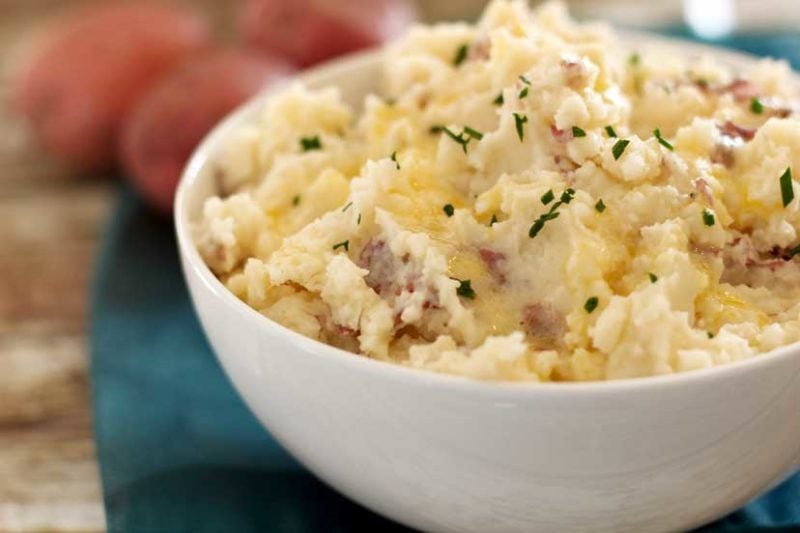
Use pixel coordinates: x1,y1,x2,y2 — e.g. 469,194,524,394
175,32,800,397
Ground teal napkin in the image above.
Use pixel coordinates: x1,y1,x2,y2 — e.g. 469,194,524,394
91,30,800,530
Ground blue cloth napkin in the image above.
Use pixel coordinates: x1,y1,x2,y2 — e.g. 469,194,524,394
91,28,800,531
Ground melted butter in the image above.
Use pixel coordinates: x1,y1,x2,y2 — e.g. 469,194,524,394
382,152,464,243
696,285,770,330
448,251,523,336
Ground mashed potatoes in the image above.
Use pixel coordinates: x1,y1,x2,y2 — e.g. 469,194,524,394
196,1,800,381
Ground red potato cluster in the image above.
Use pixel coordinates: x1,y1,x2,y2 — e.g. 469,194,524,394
120,51,293,213
13,4,212,169
13,0,415,213
237,0,416,67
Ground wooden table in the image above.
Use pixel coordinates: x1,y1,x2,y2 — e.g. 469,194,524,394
0,2,110,530
0,1,229,530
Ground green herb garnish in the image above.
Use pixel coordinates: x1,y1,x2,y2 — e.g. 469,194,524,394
529,188,575,238
541,189,555,205
707,331,715,339
489,214,498,226
519,74,531,85
702,208,716,226
605,125,617,138
434,125,483,153
612,139,630,160
780,167,794,207
595,199,606,213
451,277,476,299
332,240,349,252
300,135,322,151
513,113,528,142
342,202,353,212
292,195,301,206
463,126,484,140
493,92,504,106
750,97,764,114
519,86,529,99
648,272,658,283
572,126,586,138
390,151,400,169
453,43,469,66
584,296,599,313
357,213,362,225
653,128,674,151
443,204,455,217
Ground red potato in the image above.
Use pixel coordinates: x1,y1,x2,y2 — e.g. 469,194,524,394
237,0,416,68
120,50,294,213
13,3,212,170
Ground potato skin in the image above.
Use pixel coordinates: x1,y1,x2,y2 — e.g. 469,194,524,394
120,50,293,213
13,3,212,170
237,0,415,68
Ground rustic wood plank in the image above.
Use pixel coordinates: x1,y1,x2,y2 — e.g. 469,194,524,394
0,1,113,530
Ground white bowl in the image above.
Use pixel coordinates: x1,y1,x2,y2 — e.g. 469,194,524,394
175,36,800,532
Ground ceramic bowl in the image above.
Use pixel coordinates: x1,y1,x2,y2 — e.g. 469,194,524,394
175,36,800,532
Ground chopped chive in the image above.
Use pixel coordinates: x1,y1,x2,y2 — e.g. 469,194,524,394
572,126,586,138
595,199,606,213
435,125,483,153
780,167,794,207
453,43,469,66
342,202,353,212
300,135,322,151
390,151,400,169
629,52,640,66
463,126,484,140
702,208,716,226
489,214,498,226
513,113,528,142
519,74,531,85
612,139,630,160
332,240,349,252
429,125,443,134
750,97,764,114
519,86,529,99
493,92,504,106
443,204,455,217
584,296,599,313
707,331,715,339
528,188,576,239
605,125,617,138
653,128,674,151
528,212,559,238
451,277,476,299
648,272,658,283
357,213,362,225
541,189,555,205
787,244,800,258
441,126,469,153
292,195,301,206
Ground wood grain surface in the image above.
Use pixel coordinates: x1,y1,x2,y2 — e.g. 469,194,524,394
0,2,110,530
0,1,229,530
